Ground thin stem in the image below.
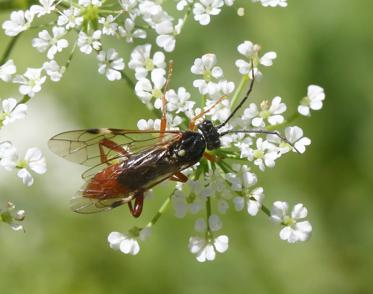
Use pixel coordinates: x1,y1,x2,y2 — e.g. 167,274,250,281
146,191,173,227
120,70,135,89
17,95,30,105
0,35,21,66
230,74,249,108
261,204,271,217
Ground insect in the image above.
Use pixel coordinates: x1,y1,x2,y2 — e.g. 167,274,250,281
49,66,295,217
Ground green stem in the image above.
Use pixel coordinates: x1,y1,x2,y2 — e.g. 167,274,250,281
261,204,271,217
230,74,249,107
0,35,21,66
121,71,135,89
146,192,173,227
17,95,30,105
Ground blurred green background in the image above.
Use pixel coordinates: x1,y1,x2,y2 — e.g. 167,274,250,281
1,0,373,293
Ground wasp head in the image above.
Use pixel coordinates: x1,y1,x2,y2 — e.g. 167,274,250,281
198,120,221,150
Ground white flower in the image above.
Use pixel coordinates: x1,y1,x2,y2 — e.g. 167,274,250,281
77,30,102,54
13,68,46,97
119,18,146,43
43,60,65,82
2,10,34,36
79,0,102,7
235,40,276,77
155,18,182,52
193,0,224,26
243,138,279,171
252,0,287,8
177,0,193,11
0,142,17,167
30,0,57,17
0,98,27,126
97,49,125,81
205,98,230,123
241,97,286,127
0,202,26,232
0,60,16,82
226,164,257,191
271,202,312,243
268,126,311,154
108,227,151,255
57,7,84,29
119,0,138,15
172,181,206,218
128,44,166,80
165,87,195,114
189,235,229,262
32,27,69,60
233,187,264,216
191,53,223,96
135,68,166,103
1,147,46,186
298,85,325,116
99,15,118,36
137,118,161,130
194,214,222,232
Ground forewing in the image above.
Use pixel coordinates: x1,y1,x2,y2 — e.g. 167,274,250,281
48,128,181,166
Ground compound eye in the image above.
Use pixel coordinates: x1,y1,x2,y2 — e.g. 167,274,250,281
177,149,186,157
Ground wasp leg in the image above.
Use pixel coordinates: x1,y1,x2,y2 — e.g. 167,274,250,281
203,152,219,162
99,138,129,164
170,172,188,183
160,61,174,137
127,192,144,218
189,95,227,130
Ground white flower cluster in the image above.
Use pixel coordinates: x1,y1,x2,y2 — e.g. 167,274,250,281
0,63,47,187
108,40,325,262
0,202,26,232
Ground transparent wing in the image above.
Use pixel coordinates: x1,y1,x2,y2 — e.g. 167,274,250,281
48,128,181,167
70,194,134,214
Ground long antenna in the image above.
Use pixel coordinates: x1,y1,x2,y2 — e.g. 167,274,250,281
217,61,255,129
219,129,301,154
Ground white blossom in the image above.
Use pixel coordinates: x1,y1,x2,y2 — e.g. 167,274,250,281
241,97,287,127
191,53,224,96
235,40,276,77
0,60,16,82
252,0,287,8
129,44,166,80
43,60,65,82
0,98,27,126
97,49,125,81
165,87,194,114
13,68,46,97
135,68,166,103
108,227,151,255
119,18,146,43
189,235,229,262
57,7,84,29
271,202,312,243
2,10,34,36
193,0,224,26
298,85,325,116
32,27,69,60
30,0,57,17
79,0,102,7
99,15,118,36
77,30,102,54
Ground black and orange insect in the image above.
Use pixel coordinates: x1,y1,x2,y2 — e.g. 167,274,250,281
49,67,293,217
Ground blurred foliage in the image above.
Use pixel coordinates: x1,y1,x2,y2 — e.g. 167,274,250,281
1,0,373,293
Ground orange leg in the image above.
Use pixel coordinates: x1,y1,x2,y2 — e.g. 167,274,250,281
203,152,219,162
127,191,144,218
160,60,174,137
99,138,129,164
170,172,188,183
189,95,227,130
